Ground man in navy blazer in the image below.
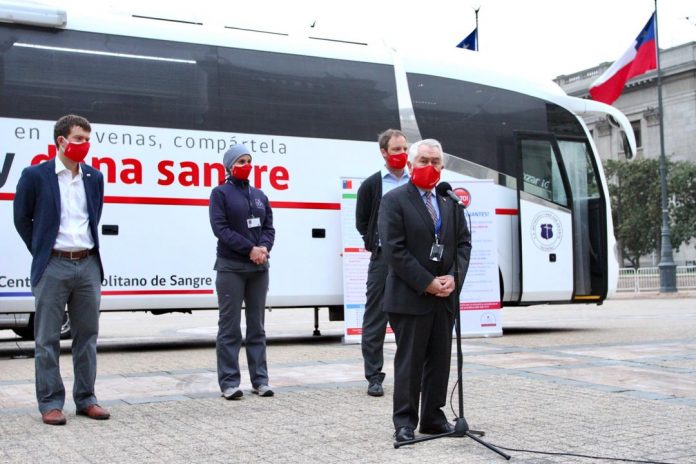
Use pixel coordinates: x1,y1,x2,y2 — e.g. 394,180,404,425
378,139,472,443
13,114,110,425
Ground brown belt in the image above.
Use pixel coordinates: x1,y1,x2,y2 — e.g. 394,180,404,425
51,249,95,260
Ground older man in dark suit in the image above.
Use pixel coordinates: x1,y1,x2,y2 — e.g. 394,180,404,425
378,139,472,443
14,114,109,425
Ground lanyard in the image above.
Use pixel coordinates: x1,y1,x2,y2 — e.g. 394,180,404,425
245,186,256,219
227,178,256,218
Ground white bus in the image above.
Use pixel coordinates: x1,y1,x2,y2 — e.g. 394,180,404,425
0,3,635,338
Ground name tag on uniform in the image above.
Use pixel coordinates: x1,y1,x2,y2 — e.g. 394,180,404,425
247,217,261,228
429,242,444,262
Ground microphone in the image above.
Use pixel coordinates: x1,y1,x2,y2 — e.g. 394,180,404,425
436,182,466,207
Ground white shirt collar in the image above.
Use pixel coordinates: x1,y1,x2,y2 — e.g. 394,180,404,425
54,155,82,177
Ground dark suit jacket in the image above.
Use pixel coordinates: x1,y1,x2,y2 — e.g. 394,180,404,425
355,171,382,253
13,158,105,287
378,182,472,316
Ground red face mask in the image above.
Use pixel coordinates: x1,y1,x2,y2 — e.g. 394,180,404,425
232,163,253,180
63,141,90,163
386,152,408,169
410,165,441,190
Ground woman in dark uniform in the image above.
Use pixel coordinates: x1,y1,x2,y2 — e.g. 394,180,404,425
209,144,275,400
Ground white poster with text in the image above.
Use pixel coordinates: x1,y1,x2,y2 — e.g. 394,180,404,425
451,180,502,337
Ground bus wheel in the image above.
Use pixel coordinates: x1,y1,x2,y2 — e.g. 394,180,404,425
12,313,72,341
11,323,33,340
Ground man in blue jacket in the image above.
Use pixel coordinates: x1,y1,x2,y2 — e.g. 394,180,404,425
13,114,109,425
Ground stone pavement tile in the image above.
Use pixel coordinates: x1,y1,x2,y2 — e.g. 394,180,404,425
96,347,216,376
653,358,696,370
559,341,696,361
0,383,35,409
463,352,584,369
1,372,694,464
0,356,376,411
543,365,696,398
0,356,35,382
383,340,503,355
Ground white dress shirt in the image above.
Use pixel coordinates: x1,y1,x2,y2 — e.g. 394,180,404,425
54,157,95,251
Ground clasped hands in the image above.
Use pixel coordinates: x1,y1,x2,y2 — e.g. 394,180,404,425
249,246,269,265
425,275,456,298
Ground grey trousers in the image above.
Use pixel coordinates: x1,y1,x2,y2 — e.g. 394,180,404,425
361,249,389,383
32,255,101,413
216,270,270,391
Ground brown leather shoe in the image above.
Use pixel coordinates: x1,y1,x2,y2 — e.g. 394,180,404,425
41,409,67,425
77,404,110,420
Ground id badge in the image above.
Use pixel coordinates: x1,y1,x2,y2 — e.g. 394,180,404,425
247,217,261,228
429,242,444,262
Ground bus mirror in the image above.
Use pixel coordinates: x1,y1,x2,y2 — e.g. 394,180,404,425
620,131,634,160
606,115,621,128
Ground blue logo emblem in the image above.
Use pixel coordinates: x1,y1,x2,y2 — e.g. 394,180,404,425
540,224,553,240
531,212,563,251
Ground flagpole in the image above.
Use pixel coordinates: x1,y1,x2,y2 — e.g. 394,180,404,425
654,0,677,292
474,7,480,51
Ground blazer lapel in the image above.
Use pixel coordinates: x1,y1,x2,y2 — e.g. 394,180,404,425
45,159,61,215
81,164,96,219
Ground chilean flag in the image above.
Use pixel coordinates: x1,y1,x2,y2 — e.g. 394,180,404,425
589,12,657,105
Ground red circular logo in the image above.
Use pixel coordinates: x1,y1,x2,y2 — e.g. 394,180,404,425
453,188,471,208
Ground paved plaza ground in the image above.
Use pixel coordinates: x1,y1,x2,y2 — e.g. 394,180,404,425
0,295,694,463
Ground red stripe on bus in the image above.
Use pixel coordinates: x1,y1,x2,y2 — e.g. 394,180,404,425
102,195,340,210
105,195,208,206
0,193,15,200
101,289,214,296
495,208,518,215
272,201,340,210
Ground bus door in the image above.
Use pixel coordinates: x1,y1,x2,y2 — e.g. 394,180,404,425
556,138,608,301
517,135,574,302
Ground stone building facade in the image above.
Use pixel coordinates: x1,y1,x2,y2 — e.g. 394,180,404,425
555,42,696,266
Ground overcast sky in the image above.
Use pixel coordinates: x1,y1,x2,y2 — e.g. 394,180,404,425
60,0,696,81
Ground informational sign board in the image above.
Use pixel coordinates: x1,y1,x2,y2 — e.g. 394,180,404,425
339,177,394,345
340,178,501,343
451,180,502,337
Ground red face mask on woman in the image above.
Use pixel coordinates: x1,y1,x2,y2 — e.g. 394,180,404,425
232,163,253,180
63,141,91,163
410,165,440,190
386,152,408,169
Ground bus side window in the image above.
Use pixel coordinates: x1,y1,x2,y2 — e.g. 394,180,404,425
520,139,568,207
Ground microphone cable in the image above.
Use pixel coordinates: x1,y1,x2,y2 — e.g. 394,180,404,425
447,379,681,464
11,314,33,359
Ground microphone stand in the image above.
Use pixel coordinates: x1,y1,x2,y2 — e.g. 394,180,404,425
394,197,510,460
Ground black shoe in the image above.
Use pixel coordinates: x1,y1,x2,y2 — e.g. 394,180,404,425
394,426,415,443
419,422,454,435
367,380,384,397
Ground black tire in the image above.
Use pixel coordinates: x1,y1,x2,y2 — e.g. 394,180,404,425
11,313,71,341
11,323,33,340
